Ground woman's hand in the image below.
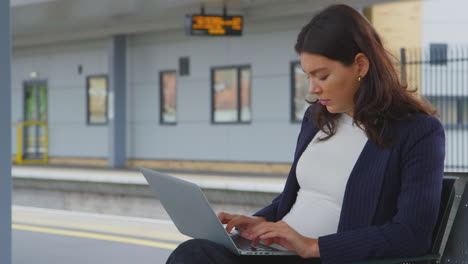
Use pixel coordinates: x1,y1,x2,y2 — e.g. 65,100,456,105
244,220,320,259
217,212,266,233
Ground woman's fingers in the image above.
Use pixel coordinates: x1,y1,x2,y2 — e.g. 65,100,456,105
248,221,292,241
240,221,319,258
259,230,279,240
218,212,243,232
217,212,232,224
218,213,267,234
225,215,257,233
263,238,275,246
226,218,241,233
251,237,261,247
253,226,278,241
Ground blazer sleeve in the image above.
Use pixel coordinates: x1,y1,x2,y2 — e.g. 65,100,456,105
253,193,283,222
318,116,445,264
252,105,315,222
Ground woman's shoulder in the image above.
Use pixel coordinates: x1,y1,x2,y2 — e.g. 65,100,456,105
395,113,443,131
392,113,445,144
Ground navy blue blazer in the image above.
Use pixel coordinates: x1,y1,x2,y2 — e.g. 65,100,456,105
254,104,445,264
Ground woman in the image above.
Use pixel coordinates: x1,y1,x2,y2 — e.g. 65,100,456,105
167,4,445,264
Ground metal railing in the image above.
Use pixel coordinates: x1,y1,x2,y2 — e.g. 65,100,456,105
13,121,48,164
400,46,468,172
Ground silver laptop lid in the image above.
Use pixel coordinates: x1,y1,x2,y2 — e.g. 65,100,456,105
139,167,239,253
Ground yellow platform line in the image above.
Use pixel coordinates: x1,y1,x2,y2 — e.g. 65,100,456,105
12,218,187,243
13,224,178,250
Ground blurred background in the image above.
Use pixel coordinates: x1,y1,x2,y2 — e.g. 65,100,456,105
10,0,468,172
3,0,468,263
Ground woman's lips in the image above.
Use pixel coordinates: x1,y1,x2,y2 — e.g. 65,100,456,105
319,99,330,105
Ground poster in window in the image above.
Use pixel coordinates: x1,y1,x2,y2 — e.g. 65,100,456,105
293,63,311,121
161,71,177,123
213,68,238,122
88,76,108,124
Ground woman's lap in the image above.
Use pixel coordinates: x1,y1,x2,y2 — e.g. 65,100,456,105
166,239,321,264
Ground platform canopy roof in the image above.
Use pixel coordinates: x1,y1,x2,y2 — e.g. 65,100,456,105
10,0,400,47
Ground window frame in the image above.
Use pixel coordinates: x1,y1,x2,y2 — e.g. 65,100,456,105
159,70,178,125
290,60,310,123
429,43,448,66
210,64,252,124
426,95,468,129
86,74,109,126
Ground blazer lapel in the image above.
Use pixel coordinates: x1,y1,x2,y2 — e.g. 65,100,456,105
337,140,392,232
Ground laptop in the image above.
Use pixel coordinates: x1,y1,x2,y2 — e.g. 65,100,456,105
139,167,298,256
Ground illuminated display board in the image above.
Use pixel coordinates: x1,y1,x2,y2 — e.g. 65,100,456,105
185,14,243,36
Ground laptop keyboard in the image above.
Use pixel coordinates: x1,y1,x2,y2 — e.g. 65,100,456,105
230,234,278,251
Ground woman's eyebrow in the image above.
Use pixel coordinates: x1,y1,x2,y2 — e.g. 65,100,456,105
302,67,328,75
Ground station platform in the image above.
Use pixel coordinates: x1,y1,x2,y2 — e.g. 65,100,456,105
11,165,287,219
12,165,286,193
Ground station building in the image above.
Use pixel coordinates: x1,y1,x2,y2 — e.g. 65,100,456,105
10,0,468,173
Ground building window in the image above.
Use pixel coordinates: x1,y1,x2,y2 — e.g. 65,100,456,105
160,70,177,124
211,65,251,123
291,61,311,122
430,43,448,65
86,75,108,125
427,96,468,127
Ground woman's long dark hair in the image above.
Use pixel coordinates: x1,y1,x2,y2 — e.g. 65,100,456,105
295,4,436,148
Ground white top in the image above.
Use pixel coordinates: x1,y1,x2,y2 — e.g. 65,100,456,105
282,114,368,238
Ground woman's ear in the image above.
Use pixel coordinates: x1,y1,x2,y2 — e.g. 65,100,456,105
354,53,370,78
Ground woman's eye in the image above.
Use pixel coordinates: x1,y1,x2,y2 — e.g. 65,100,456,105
319,75,329,81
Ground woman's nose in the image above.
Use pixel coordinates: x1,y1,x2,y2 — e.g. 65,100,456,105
308,80,321,94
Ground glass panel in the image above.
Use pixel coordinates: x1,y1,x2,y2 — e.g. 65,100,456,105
240,68,251,122
24,85,37,157
88,76,108,124
161,71,177,123
430,97,458,125
23,84,47,159
37,85,47,154
463,98,468,124
24,86,37,121
37,85,48,122
213,68,238,122
293,63,310,121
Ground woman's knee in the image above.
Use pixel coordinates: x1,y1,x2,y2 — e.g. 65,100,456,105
166,239,226,264
177,239,215,251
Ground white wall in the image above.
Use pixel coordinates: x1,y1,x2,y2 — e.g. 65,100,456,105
12,15,313,163
420,0,468,96
127,16,308,163
12,39,109,158
422,0,468,45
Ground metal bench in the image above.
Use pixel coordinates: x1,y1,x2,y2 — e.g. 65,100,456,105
354,177,463,264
